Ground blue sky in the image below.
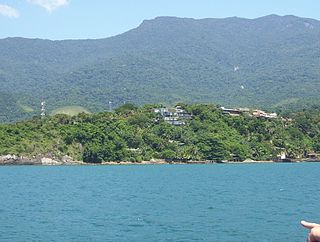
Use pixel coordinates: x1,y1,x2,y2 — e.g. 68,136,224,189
0,0,319,40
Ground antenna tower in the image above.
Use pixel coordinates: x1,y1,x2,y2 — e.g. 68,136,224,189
108,101,112,112
41,101,46,118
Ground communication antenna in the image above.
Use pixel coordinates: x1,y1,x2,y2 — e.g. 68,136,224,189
41,101,46,118
108,101,112,112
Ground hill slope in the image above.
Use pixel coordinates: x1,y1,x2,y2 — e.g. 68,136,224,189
1,14,320,121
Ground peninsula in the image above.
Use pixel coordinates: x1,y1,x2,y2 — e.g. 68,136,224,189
0,103,319,165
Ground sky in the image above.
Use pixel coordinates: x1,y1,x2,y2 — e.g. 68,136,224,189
0,0,319,40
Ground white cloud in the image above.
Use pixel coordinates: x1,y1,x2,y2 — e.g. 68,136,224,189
27,0,68,12
0,4,20,18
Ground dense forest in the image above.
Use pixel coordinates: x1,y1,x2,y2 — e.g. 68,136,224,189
0,14,320,122
0,103,319,163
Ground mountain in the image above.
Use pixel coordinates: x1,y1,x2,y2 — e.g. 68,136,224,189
1,14,320,122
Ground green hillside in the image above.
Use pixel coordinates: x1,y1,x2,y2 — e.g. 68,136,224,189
0,15,319,122
0,104,319,163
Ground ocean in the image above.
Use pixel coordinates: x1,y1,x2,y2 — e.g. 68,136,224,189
0,163,319,241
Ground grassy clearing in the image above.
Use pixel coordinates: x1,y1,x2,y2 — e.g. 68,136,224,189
51,106,91,116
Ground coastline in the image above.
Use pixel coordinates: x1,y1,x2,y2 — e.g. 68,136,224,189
102,160,275,166
1,155,316,166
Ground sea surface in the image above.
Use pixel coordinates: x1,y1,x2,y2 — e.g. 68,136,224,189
0,163,319,242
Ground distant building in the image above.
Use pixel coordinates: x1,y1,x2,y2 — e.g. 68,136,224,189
221,106,278,119
252,109,277,119
153,106,192,126
306,153,319,159
221,107,249,116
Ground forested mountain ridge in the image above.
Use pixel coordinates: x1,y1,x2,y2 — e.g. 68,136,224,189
1,14,320,122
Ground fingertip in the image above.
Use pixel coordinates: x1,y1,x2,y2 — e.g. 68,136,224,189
301,220,311,228
300,220,320,229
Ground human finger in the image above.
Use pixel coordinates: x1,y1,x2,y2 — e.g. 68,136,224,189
301,221,320,229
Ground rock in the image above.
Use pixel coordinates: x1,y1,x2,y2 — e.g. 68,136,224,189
61,155,73,163
61,155,83,165
0,154,41,165
0,154,83,165
41,157,62,165
0,154,17,162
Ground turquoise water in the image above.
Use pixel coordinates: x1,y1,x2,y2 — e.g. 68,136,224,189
0,163,319,241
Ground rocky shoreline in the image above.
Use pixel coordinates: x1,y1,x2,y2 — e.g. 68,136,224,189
0,155,317,166
0,154,84,166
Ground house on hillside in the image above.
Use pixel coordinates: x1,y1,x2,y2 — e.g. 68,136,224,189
153,106,192,126
252,109,277,119
221,107,249,116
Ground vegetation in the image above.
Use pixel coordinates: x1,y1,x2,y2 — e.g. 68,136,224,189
0,15,320,122
0,103,319,163
51,106,91,116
